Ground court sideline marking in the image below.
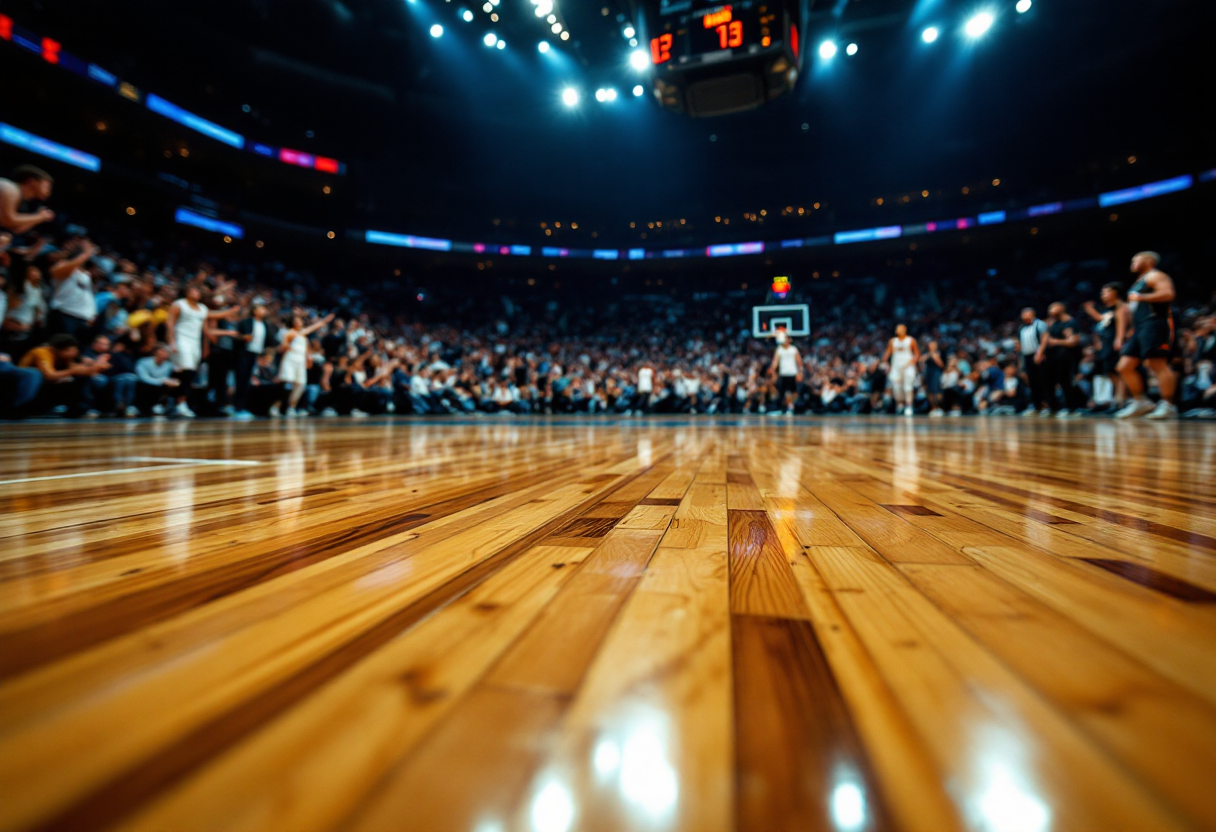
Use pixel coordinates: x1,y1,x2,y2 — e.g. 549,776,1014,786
0,457,262,486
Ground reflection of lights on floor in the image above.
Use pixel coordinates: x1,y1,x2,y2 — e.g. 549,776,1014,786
620,730,679,815
978,767,1051,832
831,782,867,831
530,780,575,832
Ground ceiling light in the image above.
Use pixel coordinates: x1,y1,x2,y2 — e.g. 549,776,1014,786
562,87,579,106
484,32,498,46
922,26,939,43
496,39,506,49
595,88,607,102
538,41,550,53
560,31,569,40
623,25,635,38
1015,0,1031,11
965,11,995,37
818,40,837,59
552,22,562,33
845,42,858,56
630,49,649,70
430,24,444,37
633,84,644,96
462,9,474,21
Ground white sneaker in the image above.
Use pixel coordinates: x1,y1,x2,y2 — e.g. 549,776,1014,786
948,409,962,417
125,406,140,418
783,409,794,417
268,405,282,418
1020,407,1039,418
904,407,914,416
175,402,196,418
758,405,767,414
929,408,944,418
1145,401,1177,421
321,407,338,417
350,409,369,418
286,408,300,418
1038,409,1053,418
151,404,166,416
1054,409,1070,419
84,409,101,419
221,405,235,416
232,410,255,421
1114,399,1155,419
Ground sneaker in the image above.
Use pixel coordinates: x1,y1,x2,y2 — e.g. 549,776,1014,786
904,407,914,416
1114,399,1155,419
929,408,944,418
1038,408,1053,418
758,405,767,414
232,410,255,421
386,401,396,414
350,408,369,418
175,402,196,418
321,407,338,417
84,409,101,419
286,408,300,418
221,405,235,416
1182,408,1216,420
783,409,794,417
151,404,166,416
1144,400,1177,421
1054,409,1070,419
125,406,140,418
1020,407,1039,418
948,409,962,417
268,405,282,418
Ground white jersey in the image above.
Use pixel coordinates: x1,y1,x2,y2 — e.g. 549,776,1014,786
637,367,654,393
278,329,310,385
775,344,800,377
889,336,915,368
50,268,96,322
171,299,209,371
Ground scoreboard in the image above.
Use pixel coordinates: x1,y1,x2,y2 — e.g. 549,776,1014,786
641,0,808,116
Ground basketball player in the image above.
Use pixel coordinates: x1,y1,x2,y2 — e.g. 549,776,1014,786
0,166,55,234
1035,303,1082,417
633,361,655,415
1116,251,1177,419
882,324,920,416
768,329,803,416
1083,283,1130,412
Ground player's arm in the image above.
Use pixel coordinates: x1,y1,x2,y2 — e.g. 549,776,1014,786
768,352,779,377
1081,301,1103,322
165,303,180,349
0,183,54,234
1115,303,1130,350
910,339,921,361
278,331,295,353
881,339,893,361
1058,325,1080,348
1131,272,1176,304
301,312,335,337
795,350,804,381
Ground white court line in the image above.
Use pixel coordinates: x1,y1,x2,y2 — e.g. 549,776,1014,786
113,456,263,467
0,456,263,486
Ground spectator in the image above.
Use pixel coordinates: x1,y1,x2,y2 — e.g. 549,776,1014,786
17,333,105,416
41,239,99,340
0,166,55,235
133,345,180,415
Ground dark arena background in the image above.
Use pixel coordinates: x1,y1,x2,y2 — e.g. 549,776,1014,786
1,1,1215,830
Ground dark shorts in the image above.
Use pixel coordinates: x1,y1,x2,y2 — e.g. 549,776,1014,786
924,370,943,394
1120,321,1174,361
777,376,798,395
1096,349,1120,375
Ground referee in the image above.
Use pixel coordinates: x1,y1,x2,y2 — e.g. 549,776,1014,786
1018,307,1048,416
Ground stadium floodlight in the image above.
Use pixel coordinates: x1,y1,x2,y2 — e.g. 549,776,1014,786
562,87,579,107
484,32,498,46
623,26,635,38
595,88,607,102
462,9,474,22
496,39,506,49
630,50,650,70
538,41,550,53
430,24,444,38
605,88,617,101
1015,0,1032,12
818,40,837,60
921,26,939,43
846,42,858,56
633,84,644,96
965,11,995,37
551,22,562,33
560,31,570,40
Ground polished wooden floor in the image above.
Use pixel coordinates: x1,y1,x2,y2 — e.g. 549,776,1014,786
1,415,1214,832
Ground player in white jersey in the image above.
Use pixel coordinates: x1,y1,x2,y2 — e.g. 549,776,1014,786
882,323,921,416
768,329,803,417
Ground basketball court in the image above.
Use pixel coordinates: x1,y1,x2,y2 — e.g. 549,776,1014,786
1,416,1213,831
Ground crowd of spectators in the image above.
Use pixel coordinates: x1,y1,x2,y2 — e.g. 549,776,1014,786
2,167,1214,422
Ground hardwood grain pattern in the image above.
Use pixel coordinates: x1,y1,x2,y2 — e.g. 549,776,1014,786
0,416,1212,832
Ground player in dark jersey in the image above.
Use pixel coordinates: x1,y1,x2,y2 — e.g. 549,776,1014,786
1035,302,1083,417
1116,251,1177,419
1083,283,1131,412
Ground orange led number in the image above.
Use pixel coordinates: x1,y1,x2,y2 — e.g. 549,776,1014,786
650,32,672,64
716,20,743,49
702,7,733,28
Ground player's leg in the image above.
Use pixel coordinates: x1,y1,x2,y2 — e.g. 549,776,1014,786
1115,354,1153,418
1144,358,1177,419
